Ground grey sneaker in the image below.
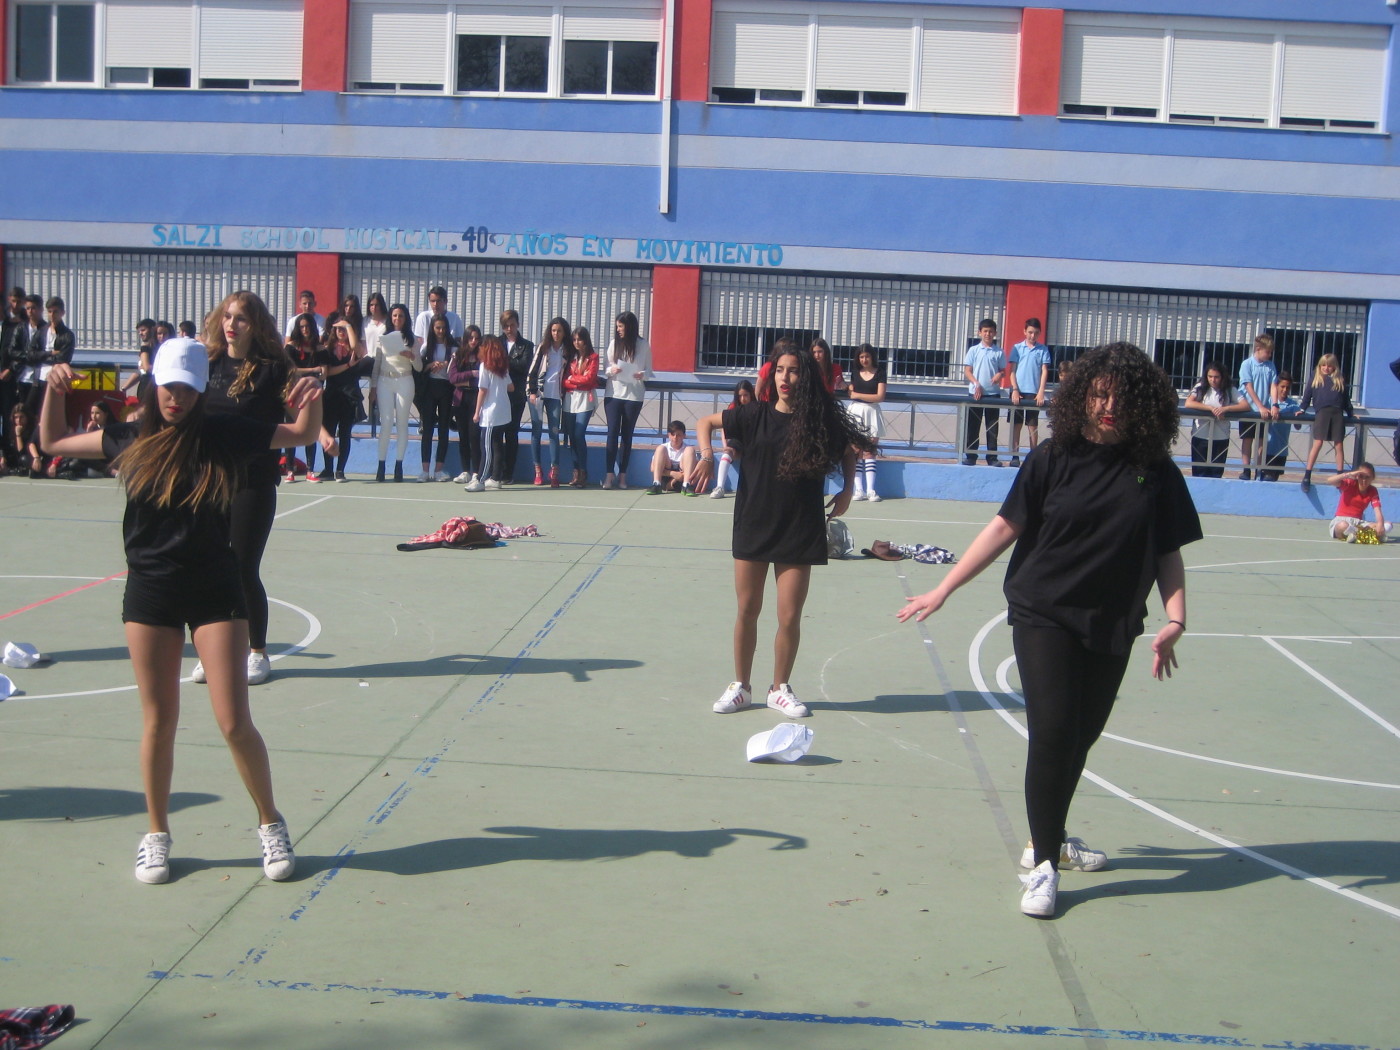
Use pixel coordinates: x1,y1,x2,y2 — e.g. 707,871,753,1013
135,832,172,884
258,822,295,881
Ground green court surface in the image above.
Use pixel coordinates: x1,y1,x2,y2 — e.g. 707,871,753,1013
2,475,1397,1050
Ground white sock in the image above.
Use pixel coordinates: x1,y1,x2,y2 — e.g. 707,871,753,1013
862,459,877,497
715,454,732,493
852,470,865,500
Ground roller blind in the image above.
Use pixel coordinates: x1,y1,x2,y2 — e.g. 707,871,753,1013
710,10,808,92
1280,33,1385,125
1168,30,1273,121
105,0,193,66
349,3,448,85
1062,23,1164,109
814,15,910,94
562,6,661,42
455,4,552,35
920,17,1017,114
198,0,302,80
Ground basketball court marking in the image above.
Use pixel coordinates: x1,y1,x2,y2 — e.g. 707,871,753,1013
968,613,1400,923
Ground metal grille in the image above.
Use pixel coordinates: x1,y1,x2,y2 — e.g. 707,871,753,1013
341,258,652,344
3,249,296,354
1049,286,1368,395
700,271,1004,381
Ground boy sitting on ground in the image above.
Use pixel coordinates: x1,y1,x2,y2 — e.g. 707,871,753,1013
648,420,700,495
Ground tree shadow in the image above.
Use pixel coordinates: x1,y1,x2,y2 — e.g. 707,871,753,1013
0,787,218,821
267,653,642,684
1057,840,1400,914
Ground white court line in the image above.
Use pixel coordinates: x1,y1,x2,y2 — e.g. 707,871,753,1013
8,597,321,701
1259,636,1400,740
275,495,333,519
1190,556,1400,570
968,613,1400,922
992,655,1400,790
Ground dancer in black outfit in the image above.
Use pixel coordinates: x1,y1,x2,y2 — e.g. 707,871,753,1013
898,343,1201,919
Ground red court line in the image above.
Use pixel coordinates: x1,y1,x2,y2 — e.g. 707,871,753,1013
0,571,128,622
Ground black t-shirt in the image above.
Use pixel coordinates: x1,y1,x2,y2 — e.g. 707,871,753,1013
103,414,279,579
722,401,827,565
849,366,886,396
204,352,291,485
999,440,1202,654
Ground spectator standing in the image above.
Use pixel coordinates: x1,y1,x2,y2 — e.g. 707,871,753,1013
9,296,44,414
449,325,482,486
500,309,533,484
283,313,328,481
963,318,1006,466
0,286,25,447
1237,334,1279,479
1260,371,1300,482
281,290,326,341
372,304,422,483
1184,362,1247,478
1008,319,1052,468
1299,354,1352,492
472,335,514,492
845,343,886,501
417,314,458,481
561,325,599,488
601,311,651,489
528,317,570,488
123,318,157,401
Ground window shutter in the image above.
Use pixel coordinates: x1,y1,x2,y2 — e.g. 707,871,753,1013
920,17,1017,114
198,0,302,81
455,4,552,35
1168,30,1273,122
106,0,193,67
562,6,660,42
813,15,910,94
349,3,448,86
710,9,808,92
1061,23,1164,109
1280,32,1385,126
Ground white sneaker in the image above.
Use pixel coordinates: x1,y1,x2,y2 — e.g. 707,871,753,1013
713,681,752,714
247,651,271,685
709,487,725,499
867,493,882,503
464,476,484,492
433,470,451,482
1019,859,1059,918
483,478,502,490
452,471,472,484
1019,837,1107,872
135,832,172,884
258,821,295,881
190,661,206,684
416,471,431,483
766,683,810,718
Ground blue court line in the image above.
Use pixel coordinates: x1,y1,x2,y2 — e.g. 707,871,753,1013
241,545,622,958
144,971,1396,1050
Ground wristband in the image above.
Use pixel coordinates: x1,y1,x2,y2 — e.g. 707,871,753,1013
1168,619,1186,630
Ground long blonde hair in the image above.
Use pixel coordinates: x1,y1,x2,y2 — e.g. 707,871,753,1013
203,290,294,400
116,384,239,512
1311,353,1345,393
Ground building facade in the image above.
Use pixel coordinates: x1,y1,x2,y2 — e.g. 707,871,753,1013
3,0,1398,405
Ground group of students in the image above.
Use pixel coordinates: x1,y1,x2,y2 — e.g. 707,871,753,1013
14,282,1389,921
276,287,653,491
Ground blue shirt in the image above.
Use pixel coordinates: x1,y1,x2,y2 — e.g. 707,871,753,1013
1238,355,1278,411
1010,341,1052,395
1267,397,1300,458
965,343,1005,399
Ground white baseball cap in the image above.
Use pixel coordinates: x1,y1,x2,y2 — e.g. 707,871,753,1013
2,641,42,669
746,723,814,763
151,337,209,393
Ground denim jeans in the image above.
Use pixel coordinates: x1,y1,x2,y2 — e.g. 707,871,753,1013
529,396,563,472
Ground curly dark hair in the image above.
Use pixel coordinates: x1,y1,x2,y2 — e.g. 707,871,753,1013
1049,342,1179,465
762,338,876,480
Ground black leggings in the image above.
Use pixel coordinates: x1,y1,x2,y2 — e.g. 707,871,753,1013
228,481,277,650
454,397,481,476
419,381,454,468
324,400,356,475
1013,624,1130,869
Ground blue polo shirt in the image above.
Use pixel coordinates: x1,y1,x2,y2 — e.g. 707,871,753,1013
1239,355,1278,411
1010,341,1052,395
966,343,1005,398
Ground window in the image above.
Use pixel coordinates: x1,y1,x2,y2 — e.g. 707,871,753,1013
1048,287,1367,393
9,0,300,90
1061,15,1386,132
709,2,1018,115
14,4,96,84
348,1,662,98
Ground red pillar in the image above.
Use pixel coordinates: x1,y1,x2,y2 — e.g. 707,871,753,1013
650,265,701,371
303,0,349,91
1005,281,1050,338
1017,9,1064,116
296,253,341,315
673,0,713,103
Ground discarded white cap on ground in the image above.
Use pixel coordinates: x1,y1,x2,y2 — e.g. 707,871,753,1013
747,723,814,763
3,642,42,669
0,673,15,700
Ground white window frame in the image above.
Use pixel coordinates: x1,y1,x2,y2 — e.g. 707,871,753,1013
7,0,301,90
708,1,1019,116
1060,13,1387,133
346,0,662,99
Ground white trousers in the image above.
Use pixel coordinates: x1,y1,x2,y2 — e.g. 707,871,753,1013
376,374,416,463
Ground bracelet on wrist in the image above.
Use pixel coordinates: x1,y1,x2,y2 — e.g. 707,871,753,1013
1168,619,1186,630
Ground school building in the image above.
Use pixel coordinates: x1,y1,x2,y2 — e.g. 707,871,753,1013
2,0,1398,406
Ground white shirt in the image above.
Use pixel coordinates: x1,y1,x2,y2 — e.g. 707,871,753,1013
413,309,464,345
605,337,652,402
478,368,511,427
283,312,327,341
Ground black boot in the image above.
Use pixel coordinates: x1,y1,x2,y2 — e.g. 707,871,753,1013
393,461,404,482
376,460,386,483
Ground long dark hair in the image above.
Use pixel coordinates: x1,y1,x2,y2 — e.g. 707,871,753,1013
366,292,389,323
1192,360,1234,402
389,303,415,347
341,294,364,338
287,312,320,355
1050,342,1179,466
454,324,482,369
571,326,596,365
612,311,639,361
117,383,240,512
425,315,458,362
540,316,571,351
761,339,874,480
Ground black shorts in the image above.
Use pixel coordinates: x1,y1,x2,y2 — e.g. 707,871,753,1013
1011,405,1040,426
1239,420,1264,441
122,571,247,630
